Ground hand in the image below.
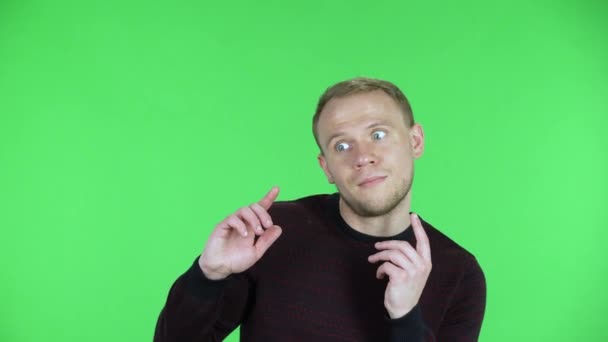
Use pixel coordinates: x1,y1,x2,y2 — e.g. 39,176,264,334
368,213,432,318
198,187,283,280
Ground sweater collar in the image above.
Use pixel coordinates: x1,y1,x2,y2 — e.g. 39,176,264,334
327,192,415,243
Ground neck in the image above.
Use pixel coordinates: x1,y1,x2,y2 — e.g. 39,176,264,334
338,192,412,237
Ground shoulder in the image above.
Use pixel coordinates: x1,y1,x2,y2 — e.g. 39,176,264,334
418,216,483,273
268,193,334,223
270,193,333,210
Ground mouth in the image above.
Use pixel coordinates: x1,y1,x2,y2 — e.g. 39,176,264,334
358,175,387,187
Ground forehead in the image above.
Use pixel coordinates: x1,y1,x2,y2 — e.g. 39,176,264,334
317,91,404,132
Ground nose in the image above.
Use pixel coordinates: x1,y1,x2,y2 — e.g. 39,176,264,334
353,143,378,169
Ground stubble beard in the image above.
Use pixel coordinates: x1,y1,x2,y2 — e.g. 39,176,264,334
341,170,414,218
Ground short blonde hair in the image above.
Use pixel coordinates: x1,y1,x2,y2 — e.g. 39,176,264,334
312,77,414,151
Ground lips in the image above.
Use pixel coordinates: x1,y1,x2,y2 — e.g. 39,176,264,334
358,175,387,187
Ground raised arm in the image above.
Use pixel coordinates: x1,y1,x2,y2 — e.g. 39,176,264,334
154,187,283,341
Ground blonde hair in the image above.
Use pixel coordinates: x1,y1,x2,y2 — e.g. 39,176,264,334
312,77,414,151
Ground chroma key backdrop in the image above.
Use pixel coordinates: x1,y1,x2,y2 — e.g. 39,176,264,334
0,0,606,341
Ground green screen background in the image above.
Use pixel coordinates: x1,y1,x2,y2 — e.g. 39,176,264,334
1,0,606,341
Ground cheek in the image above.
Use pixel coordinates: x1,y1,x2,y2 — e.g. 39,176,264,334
326,158,351,181
387,148,413,171
327,152,351,167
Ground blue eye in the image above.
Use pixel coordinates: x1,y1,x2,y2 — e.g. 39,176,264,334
372,130,386,140
335,142,350,152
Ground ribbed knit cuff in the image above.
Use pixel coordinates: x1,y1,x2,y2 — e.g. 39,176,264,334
182,256,229,298
386,304,425,341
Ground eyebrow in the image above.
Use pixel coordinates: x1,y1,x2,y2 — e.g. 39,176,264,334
325,121,390,149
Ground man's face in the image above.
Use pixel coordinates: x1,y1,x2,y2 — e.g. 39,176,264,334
316,90,424,217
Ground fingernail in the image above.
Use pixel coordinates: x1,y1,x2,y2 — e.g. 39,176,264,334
256,226,262,232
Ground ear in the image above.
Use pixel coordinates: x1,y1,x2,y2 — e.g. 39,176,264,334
410,123,425,159
317,153,335,184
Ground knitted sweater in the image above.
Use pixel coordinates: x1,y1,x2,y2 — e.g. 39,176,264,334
154,193,486,341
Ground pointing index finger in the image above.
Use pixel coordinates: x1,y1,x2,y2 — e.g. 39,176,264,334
258,186,280,210
411,213,431,262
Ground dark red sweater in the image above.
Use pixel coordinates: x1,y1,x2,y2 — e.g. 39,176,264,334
154,193,486,341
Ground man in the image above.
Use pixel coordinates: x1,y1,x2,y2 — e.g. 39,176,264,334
154,77,486,341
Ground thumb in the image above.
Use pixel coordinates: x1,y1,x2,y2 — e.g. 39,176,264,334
254,225,282,259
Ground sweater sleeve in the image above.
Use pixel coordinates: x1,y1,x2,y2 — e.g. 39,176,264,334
153,257,253,342
436,256,487,341
387,304,436,342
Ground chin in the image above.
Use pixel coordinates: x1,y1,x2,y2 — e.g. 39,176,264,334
343,184,408,218
363,197,402,216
